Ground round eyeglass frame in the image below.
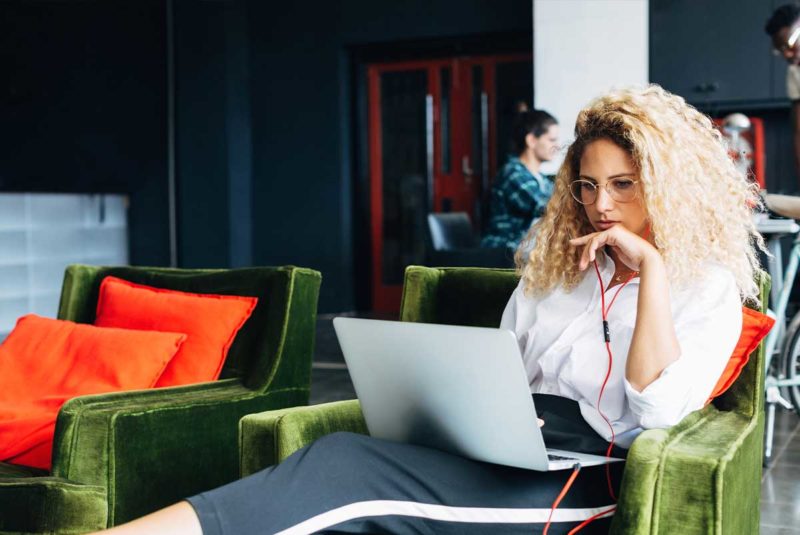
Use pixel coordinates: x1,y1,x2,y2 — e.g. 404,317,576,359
569,178,640,206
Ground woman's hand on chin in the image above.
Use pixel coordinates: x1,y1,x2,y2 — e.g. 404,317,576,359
569,225,659,272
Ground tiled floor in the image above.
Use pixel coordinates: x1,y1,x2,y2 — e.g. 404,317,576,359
762,410,800,533
310,315,800,533
309,313,358,405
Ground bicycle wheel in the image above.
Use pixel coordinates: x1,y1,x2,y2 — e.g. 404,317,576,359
782,312,800,414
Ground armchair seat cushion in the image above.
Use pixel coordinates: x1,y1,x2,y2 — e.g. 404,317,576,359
0,461,47,478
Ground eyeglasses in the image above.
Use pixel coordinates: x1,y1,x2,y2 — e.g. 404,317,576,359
569,178,639,205
772,27,800,56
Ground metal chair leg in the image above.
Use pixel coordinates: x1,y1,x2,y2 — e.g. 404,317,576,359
765,400,776,463
765,385,794,463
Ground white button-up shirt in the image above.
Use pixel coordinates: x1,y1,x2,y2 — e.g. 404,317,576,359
787,64,800,101
500,255,742,448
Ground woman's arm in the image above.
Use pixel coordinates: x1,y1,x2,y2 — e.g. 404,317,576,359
626,249,680,392
89,502,202,535
570,226,680,391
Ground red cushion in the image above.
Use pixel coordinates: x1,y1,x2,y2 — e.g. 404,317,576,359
0,315,186,469
94,276,258,387
707,307,775,402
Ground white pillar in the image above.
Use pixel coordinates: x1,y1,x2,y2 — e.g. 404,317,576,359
533,0,649,174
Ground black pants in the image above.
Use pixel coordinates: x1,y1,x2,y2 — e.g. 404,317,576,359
187,395,626,535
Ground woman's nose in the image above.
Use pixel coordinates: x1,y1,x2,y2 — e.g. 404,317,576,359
594,186,614,211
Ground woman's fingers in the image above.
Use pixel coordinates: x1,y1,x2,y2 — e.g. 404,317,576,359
571,234,591,269
579,233,608,270
571,226,653,271
568,234,594,246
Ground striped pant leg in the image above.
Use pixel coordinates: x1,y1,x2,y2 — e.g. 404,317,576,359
188,432,622,535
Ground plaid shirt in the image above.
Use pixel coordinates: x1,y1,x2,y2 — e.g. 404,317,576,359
481,157,553,250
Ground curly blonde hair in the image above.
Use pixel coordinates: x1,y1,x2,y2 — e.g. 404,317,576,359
516,85,764,303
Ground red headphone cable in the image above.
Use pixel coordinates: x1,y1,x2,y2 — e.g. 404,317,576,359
543,228,650,534
542,264,633,534
542,464,581,535
567,506,618,535
591,224,650,501
592,258,637,502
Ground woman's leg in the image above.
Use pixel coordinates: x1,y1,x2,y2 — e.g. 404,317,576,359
88,502,202,535
186,432,621,535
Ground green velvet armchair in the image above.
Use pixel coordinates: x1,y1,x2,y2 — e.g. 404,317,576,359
239,265,769,535
0,264,321,534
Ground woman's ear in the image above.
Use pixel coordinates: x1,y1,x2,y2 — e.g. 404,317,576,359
525,132,538,151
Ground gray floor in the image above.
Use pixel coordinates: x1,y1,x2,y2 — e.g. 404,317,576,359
762,410,800,533
310,315,800,533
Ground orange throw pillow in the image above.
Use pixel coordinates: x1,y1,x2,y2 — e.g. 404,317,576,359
707,307,775,402
0,314,186,469
94,276,258,387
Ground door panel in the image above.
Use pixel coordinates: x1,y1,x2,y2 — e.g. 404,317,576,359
369,65,434,311
378,70,429,287
368,54,531,312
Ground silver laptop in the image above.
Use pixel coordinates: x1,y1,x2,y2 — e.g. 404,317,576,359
333,317,622,471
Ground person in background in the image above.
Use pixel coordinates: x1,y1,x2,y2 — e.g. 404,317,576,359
481,109,559,251
766,4,800,185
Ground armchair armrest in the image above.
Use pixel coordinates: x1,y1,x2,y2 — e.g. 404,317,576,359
0,477,107,533
51,379,308,525
239,399,367,477
611,405,762,535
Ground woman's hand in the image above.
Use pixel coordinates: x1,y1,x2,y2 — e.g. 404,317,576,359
569,225,658,272
537,418,544,428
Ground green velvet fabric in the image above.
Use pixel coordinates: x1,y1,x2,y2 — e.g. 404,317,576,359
0,265,321,533
241,266,769,535
0,476,107,534
239,399,367,477
399,267,518,327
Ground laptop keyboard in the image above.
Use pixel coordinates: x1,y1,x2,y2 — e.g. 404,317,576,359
548,453,579,462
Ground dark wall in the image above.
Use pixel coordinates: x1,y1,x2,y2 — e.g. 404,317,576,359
0,0,169,265
244,0,532,312
751,108,796,195
173,0,254,270
174,0,230,268
148,0,534,311
1,0,532,312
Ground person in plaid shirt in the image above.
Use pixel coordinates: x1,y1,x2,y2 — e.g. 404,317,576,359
482,109,559,251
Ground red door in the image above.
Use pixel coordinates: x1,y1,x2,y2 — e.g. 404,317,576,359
368,54,531,312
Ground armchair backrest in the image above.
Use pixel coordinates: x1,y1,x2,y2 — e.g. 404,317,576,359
400,265,770,418
56,264,321,391
400,266,517,327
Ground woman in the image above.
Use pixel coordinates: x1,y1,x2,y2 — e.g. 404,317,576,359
481,109,560,252
97,85,763,535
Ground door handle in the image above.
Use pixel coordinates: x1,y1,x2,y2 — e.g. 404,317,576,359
462,156,474,184
425,94,434,211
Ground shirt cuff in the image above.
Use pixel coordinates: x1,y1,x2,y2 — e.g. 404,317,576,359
624,357,693,429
